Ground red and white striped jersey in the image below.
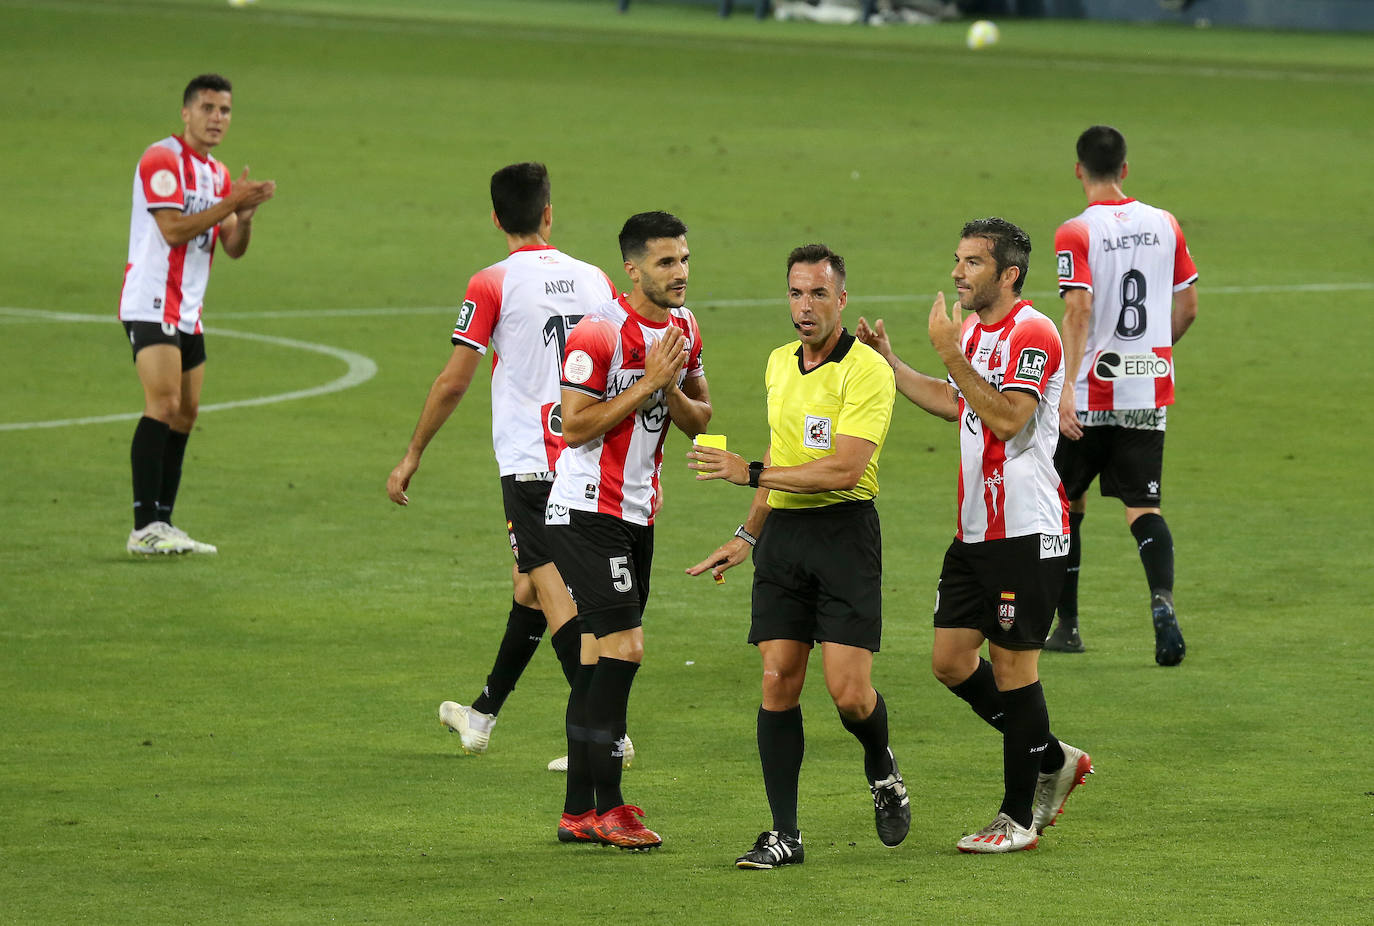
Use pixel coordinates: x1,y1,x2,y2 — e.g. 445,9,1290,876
451,245,616,476
1055,198,1199,412
119,136,232,334
547,295,706,526
953,301,1069,544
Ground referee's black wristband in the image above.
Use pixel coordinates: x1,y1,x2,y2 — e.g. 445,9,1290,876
747,461,764,488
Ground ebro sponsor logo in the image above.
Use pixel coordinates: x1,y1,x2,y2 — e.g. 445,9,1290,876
1092,351,1172,380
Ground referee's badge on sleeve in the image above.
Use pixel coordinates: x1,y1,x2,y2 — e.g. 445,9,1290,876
804,415,832,450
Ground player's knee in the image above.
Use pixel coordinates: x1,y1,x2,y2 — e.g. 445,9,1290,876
931,654,967,688
828,682,869,717
145,393,182,422
761,668,803,705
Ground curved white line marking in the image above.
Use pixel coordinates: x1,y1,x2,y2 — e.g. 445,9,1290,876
0,323,377,432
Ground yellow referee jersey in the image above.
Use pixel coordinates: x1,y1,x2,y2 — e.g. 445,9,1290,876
764,330,896,510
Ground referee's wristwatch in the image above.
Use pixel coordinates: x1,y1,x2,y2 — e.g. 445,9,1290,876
733,525,757,547
747,460,764,488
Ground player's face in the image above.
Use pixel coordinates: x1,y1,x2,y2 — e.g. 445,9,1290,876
951,236,1004,314
787,261,847,353
628,237,690,310
181,90,232,154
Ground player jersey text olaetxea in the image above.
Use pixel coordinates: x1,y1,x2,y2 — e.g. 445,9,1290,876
1055,198,1198,414
452,245,616,476
952,301,1069,544
119,136,232,334
547,295,705,526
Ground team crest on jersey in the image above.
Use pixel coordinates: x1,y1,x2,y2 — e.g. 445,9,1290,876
454,299,477,332
1014,349,1048,382
803,415,832,450
998,591,1016,630
1056,250,1073,281
1092,350,1172,380
150,169,178,198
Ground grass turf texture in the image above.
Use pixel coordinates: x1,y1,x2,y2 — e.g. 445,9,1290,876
2,1,1372,923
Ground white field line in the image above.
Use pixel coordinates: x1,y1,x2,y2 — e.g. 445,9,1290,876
2,279,1369,428
0,320,377,431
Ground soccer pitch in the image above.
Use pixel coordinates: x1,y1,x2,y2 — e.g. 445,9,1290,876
1,1,1371,922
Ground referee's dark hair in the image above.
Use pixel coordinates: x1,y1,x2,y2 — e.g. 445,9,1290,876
960,217,1031,295
182,74,232,106
490,162,550,236
1077,125,1127,180
619,211,688,262
787,243,845,287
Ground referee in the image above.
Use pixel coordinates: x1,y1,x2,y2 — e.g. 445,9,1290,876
687,244,908,869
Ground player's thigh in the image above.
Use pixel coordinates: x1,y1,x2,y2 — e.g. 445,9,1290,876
597,625,644,664
131,340,183,417
526,562,577,631
931,626,987,686
1100,427,1165,507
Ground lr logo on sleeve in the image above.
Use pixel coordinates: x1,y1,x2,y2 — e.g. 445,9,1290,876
1056,250,1074,280
803,415,832,450
1015,349,1048,382
454,299,477,333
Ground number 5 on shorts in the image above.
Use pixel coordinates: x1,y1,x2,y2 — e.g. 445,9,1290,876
609,555,633,592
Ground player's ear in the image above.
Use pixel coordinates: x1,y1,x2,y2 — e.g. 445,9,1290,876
1120,161,1129,182
1074,162,1084,181
491,210,504,232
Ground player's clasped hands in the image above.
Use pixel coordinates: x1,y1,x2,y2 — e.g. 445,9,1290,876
643,327,688,391
234,165,277,209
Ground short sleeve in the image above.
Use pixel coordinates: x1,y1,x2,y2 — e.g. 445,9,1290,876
1002,317,1063,399
561,314,618,398
835,353,895,445
1165,210,1199,291
452,265,505,352
139,146,183,210
1055,220,1092,295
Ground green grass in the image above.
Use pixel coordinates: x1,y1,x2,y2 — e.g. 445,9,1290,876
2,1,1373,923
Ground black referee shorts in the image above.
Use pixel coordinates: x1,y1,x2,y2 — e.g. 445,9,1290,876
933,534,1068,651
749,500,882,652
547,508,653,639
1055,425,1165,508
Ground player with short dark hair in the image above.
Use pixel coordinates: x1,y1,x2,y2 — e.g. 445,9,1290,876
688,244,908,870
387,163,619,760
856,218,1092,853
548,211,712,850
120,73,276,555
1045,125,1199,665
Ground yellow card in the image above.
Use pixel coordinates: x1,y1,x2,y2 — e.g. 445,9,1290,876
695,433,727,451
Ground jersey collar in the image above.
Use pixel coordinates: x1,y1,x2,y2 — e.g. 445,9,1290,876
175,135,213,164
509,244,557,254
617,293,673,328
793,328,855,374
975,300,1034,333
1089,197,1136,207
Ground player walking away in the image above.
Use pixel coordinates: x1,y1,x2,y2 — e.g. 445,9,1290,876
688,244,909,869
856,219,1092,853
120,74,276,555
548,212,712,851
1044,125,1199,666
386,163,619,762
